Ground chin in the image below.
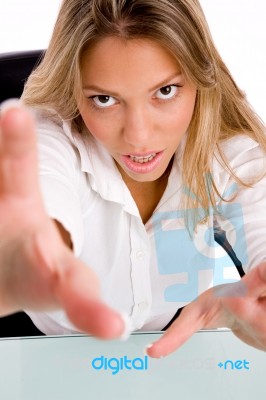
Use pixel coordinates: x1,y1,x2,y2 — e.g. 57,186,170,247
126,170,165,183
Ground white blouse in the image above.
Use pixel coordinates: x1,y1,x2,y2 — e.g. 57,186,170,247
26,111,266,334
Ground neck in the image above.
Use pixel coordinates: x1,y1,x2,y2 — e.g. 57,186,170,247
119,158,173,224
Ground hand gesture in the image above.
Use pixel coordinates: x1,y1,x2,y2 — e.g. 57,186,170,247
0,102,126,339
147,262,266,357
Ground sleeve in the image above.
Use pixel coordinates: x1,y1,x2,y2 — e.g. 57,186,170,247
214,137,266,273
35,113,84,257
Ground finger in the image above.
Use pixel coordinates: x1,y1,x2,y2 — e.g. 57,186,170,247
0,101,39,197
146,303,204,358
54,253,127,340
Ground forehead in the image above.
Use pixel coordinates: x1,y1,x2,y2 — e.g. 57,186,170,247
80,37,182,88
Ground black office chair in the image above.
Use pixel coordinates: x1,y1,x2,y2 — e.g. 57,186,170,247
0,49,44,103
0,49,45,337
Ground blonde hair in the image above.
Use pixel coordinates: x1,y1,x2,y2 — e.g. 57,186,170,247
22,0,266,228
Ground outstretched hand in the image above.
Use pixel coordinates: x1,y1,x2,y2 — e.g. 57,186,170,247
0,102,126,339
147,262,266,358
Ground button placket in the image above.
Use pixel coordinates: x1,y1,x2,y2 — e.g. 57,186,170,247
129,217,152,328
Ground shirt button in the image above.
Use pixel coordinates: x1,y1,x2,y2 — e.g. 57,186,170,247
136,250,145,259
138,301,149,311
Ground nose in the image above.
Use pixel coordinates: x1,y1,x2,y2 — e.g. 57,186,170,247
122,105,153,147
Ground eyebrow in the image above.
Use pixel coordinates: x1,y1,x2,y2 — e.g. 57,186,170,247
82,72,183,96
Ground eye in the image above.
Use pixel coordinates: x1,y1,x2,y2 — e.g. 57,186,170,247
91,95,117,108
155,85,179,100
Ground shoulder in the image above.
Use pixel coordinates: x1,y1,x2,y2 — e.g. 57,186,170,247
214,134,265,175
212,134,266,197
219,134,263,162
31,108,89,169
32,108,75,144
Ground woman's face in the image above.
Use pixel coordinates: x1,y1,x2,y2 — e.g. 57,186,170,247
79,37,197,183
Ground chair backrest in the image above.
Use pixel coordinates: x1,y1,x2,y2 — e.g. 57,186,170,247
0,49,44,103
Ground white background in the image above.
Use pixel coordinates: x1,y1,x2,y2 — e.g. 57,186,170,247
0,0,265,122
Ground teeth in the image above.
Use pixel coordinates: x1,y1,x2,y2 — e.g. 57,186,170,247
129,153,156,163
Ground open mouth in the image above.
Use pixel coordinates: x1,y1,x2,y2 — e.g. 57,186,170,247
121,151,164,174
128,153,157,163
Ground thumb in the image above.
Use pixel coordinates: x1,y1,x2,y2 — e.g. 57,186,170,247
54,251,127,339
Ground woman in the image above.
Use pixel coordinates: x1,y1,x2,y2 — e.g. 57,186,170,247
0,0,266,358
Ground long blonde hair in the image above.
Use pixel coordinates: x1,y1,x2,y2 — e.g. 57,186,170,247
22,0,266,227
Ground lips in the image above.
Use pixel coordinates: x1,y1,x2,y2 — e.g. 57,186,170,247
121,151,164,174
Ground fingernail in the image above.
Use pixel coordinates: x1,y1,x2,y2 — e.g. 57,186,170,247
145,343,164,358
118,312,133,341
144,343,153,355
0,99,22,116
